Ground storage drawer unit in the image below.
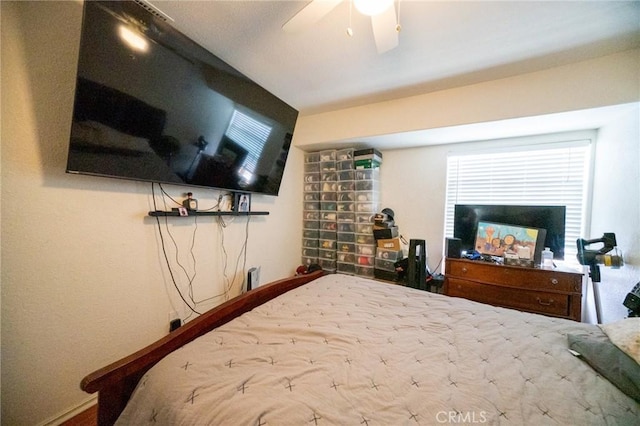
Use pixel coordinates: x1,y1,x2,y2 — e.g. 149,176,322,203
301,152,321,267
302,148,379,276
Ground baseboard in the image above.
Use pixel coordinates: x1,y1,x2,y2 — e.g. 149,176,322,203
39,395,97,426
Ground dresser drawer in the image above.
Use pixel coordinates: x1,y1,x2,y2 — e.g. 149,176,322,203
447,278,571,318
446,260,581,294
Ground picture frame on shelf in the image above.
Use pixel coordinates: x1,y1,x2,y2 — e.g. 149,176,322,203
235,193,251,213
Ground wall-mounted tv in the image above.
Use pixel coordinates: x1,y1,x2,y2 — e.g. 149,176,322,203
66,1,298,196
453,204,566,261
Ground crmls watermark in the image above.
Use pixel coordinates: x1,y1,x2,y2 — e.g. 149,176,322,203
435,411,488,424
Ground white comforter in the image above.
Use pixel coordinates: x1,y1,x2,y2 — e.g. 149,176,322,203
116,274,639,425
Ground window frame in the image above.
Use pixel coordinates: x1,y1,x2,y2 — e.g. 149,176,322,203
443,131,596,266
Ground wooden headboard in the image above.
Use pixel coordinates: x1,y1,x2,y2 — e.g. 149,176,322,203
81,270,324,426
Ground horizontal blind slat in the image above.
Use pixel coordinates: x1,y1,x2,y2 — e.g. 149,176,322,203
444,140,591,265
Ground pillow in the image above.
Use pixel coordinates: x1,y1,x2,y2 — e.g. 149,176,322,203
599,317,640,364
568,331,640,402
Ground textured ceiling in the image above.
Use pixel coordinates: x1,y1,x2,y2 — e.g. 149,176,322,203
151,1,640,115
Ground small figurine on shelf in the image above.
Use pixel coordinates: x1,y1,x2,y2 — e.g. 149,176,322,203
182,192,198,211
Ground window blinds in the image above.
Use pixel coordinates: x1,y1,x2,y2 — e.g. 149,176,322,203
226,110,272,180
444,141,592,264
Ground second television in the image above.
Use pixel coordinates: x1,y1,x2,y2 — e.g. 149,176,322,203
453,204,567,260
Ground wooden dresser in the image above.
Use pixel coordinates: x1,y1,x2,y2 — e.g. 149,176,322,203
444,258,583,321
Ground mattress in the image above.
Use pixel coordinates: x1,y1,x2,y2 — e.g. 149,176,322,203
116,274,639,425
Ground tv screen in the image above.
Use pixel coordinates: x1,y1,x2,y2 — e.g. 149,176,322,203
473,221,547,265
453,204,566,260
66,1,298,195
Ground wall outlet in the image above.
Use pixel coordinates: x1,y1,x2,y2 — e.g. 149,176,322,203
169,318,181,332
247,266,260,292
169,311,181,332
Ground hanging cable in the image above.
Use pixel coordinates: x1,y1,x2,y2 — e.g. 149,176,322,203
157,185,198,303
187,215,198,304
151,184,251,321
158,183,182,207
151,183,201,315
225,215,251,300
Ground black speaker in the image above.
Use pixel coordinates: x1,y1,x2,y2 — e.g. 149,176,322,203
407,239,427,290
445,237,461,259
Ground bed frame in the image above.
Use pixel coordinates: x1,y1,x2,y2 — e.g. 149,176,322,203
81,270,324,426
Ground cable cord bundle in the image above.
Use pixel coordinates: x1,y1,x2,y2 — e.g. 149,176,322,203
151,183,250,322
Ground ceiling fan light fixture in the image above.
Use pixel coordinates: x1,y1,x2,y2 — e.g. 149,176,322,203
354,0,393,17
118,25,148,52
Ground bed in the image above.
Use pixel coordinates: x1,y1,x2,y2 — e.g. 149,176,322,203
82,271,640,425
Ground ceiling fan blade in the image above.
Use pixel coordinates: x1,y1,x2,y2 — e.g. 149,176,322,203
282,0,343,33
371,4,398,53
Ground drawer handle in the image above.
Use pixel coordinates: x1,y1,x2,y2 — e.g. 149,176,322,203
537,297,554,306
461,267,468,274
550,278,559,285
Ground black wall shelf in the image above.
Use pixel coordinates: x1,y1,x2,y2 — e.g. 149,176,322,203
148,210,269,217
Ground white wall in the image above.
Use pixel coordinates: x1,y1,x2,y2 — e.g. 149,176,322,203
377,122,639,324
2,2,639,425
294,49,639,150
589,106,640,323
1,2,304,424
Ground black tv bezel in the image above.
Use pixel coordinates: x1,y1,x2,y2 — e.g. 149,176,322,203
453,204,567,261
65,0,298,196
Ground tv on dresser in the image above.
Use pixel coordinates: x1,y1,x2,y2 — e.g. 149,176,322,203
453,204,567,262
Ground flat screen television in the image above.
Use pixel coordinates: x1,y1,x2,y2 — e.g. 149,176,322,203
66,1,298,196
453,204,566,261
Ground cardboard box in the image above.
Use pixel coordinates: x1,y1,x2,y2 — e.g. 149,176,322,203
377,237,402,250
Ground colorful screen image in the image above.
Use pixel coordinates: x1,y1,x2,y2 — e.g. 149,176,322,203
474,221,542,260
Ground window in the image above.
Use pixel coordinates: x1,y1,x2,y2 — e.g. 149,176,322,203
444,138,592,264
225,110,272,183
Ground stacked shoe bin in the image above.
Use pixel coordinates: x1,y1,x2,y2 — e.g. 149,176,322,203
354,167,380,277
302,148,380,276
318,150,338,272
336,149,356,275
302,152,321,267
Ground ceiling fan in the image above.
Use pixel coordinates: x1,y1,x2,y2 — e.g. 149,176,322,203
283,0,401,54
